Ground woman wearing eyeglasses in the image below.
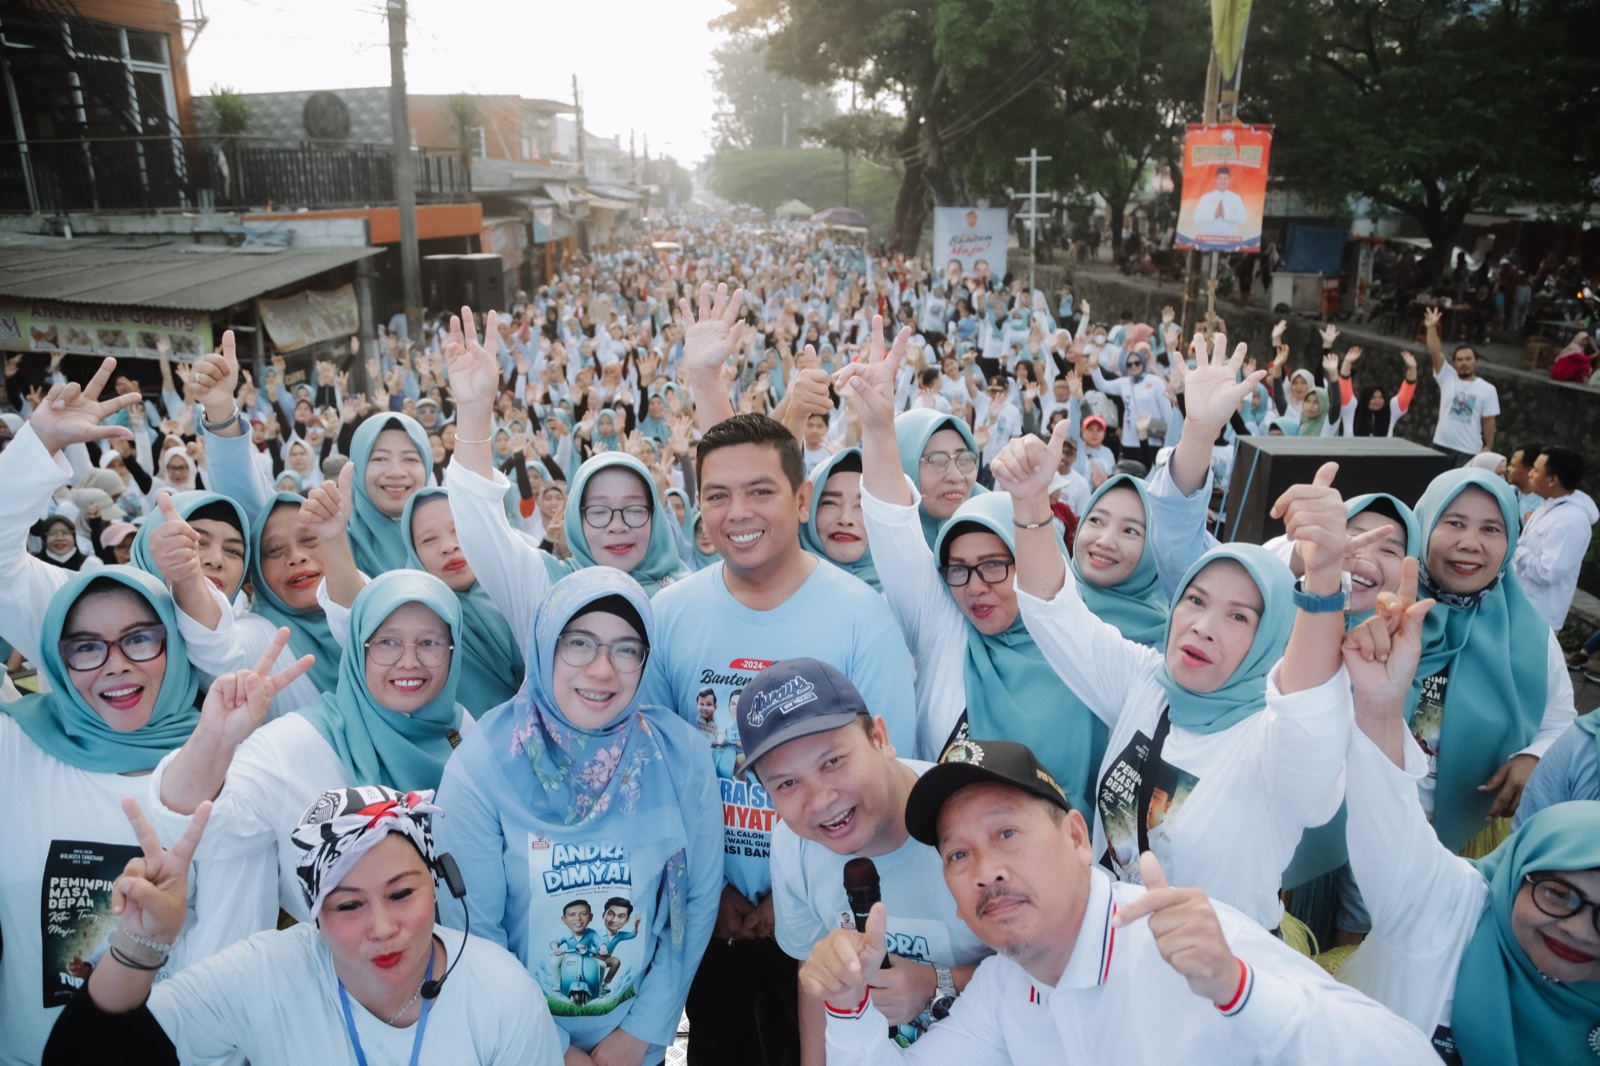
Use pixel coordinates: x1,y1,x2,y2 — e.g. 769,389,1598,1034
893,408,984,549
434,567,721,1066
145,570,472,925
1338,564,1600,1062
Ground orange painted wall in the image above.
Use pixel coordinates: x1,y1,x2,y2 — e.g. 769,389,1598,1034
70,0,195,136
408,95,530,162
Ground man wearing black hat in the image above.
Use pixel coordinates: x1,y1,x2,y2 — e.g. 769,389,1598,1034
736,659,991,1062
800,740,1437,1065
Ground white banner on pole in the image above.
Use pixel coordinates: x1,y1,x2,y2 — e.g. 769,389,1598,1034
932,208,1009,278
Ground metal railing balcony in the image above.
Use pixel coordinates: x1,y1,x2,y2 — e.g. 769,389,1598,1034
0,135,472,215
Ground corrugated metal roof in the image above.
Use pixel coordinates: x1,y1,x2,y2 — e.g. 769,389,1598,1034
0,234,380,311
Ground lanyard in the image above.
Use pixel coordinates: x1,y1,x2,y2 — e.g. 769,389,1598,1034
338,950,435,1066
1135,708,1174,857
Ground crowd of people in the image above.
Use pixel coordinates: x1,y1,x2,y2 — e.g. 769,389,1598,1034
0,216,1596,1066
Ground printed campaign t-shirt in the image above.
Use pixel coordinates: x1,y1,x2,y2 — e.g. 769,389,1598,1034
1096,711,1202,882
1431,363,1499,454
0,716,213,1066
772,759,991,1045
640,560,919,903
1410,666,1449,818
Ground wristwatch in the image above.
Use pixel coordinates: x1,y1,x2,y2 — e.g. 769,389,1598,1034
1292,572,1351,614
929,964,957,1020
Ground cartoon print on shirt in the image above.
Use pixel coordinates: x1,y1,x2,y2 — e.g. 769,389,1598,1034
529,835,643,1016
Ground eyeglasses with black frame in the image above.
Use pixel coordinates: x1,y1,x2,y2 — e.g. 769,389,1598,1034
364,636,454,668
581,504,652,530
920,449,979,474
940,559,1015,588
555,632,649,673
60,626,168,672
1525,873,1600,935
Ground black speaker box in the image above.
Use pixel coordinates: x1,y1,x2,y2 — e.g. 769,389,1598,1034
1221,437,1453,544
422,254,460,313
458,253,507,312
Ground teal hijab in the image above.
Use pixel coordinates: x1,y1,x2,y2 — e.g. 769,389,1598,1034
1156,544,1295,735
487,567,691,946
295,571,466,791
402,488,524,716
1410,468,1548,852
348,413,433,575
0,566,199,773
1299,386,1330,437
896,409,984,548
1071,475,1167,646
560,451,691,596
131,490,249,601
800,448,879,591
934,493,1107,815
247,494,341,695
1343,492,1422,627
1452,800,1600,1064
682,507,719,570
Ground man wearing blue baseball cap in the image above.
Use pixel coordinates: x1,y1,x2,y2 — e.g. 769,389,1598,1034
798,738,1439,1065
736,658,991,1062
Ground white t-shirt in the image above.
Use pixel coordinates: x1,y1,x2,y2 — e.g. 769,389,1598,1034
148,923,563,1066
772,760,991,973
1430,364,1499,454
824,867,1439,1066
0,716,260,1066
1016,577,1351,930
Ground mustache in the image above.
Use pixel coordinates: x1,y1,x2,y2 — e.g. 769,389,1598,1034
976,886,1028,917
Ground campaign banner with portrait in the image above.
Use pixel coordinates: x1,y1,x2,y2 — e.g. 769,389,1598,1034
932,208,1009,280
1174,124,1273,253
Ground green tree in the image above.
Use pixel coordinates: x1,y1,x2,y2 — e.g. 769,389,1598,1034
205,86,251,136
447,93,479,174
1244,0,1599,279
710,33,838,150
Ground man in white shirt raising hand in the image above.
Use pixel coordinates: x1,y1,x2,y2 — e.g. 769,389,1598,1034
802,740,1437,1065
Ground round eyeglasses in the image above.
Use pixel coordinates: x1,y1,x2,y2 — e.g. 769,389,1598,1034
364,636,454,668
556,632,648,673
1525,874,1600,935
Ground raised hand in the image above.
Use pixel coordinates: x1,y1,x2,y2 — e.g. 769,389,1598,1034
198,628,315,748
1113,853,1242,1007
1400,350,1418,373
148,493,203,587
28,356,138,455
1423,307,1442,332
1344,346,1363,366
833,315,909,433
1321,352,1340,380
678,282,750,376
991,419,1071,503
1183,333,1266,434
1319,323,1340,349
442,306,502,414
190,331,241,422
299,463,353,542
798,900,887,1013
781,362,832,438
1342,556,1434,706
1268,462,1350,580
112,797,213,949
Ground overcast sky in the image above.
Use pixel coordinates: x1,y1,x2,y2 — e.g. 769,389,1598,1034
184,0,729,164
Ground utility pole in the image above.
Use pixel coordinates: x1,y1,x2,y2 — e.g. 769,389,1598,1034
572,75,586,177
1014,148,1052,294
1181,12,1251,337
386,0,421,343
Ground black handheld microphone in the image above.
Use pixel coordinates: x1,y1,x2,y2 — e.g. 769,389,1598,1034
422,852,469,1000
842,857,890,970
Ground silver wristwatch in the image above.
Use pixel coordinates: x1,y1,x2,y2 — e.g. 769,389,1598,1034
929,964,957,1020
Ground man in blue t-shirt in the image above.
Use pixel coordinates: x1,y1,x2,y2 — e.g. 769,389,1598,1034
649,315,923,1064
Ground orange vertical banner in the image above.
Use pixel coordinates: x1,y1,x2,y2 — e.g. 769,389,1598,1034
1175,124,1273,253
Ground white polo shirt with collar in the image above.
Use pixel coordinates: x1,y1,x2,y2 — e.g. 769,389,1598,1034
823,867,1436,1065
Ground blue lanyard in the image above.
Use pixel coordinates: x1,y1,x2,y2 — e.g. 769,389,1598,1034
338,950,434,1066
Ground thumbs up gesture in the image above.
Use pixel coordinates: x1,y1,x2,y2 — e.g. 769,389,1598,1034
148,492,203,586
799,901,888,1012
1113,852,1243,1007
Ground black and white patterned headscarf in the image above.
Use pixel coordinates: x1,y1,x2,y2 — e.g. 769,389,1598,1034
292,785,442,918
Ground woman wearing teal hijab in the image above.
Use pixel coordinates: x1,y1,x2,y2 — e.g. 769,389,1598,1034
552,451,691,596
1340,585,1600,1062
799,448,880,591
894,408,984,548
153,570,471,923
1404,468,1565,856
402,487,524,714
243,493,341,696
434,567,722,1063
130,490,250,603
346,413,433,574
1002,427,1357,931
681,506,719,571
1071,474,1168,646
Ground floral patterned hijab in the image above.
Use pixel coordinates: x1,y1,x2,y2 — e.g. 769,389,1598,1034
493,567,690,944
